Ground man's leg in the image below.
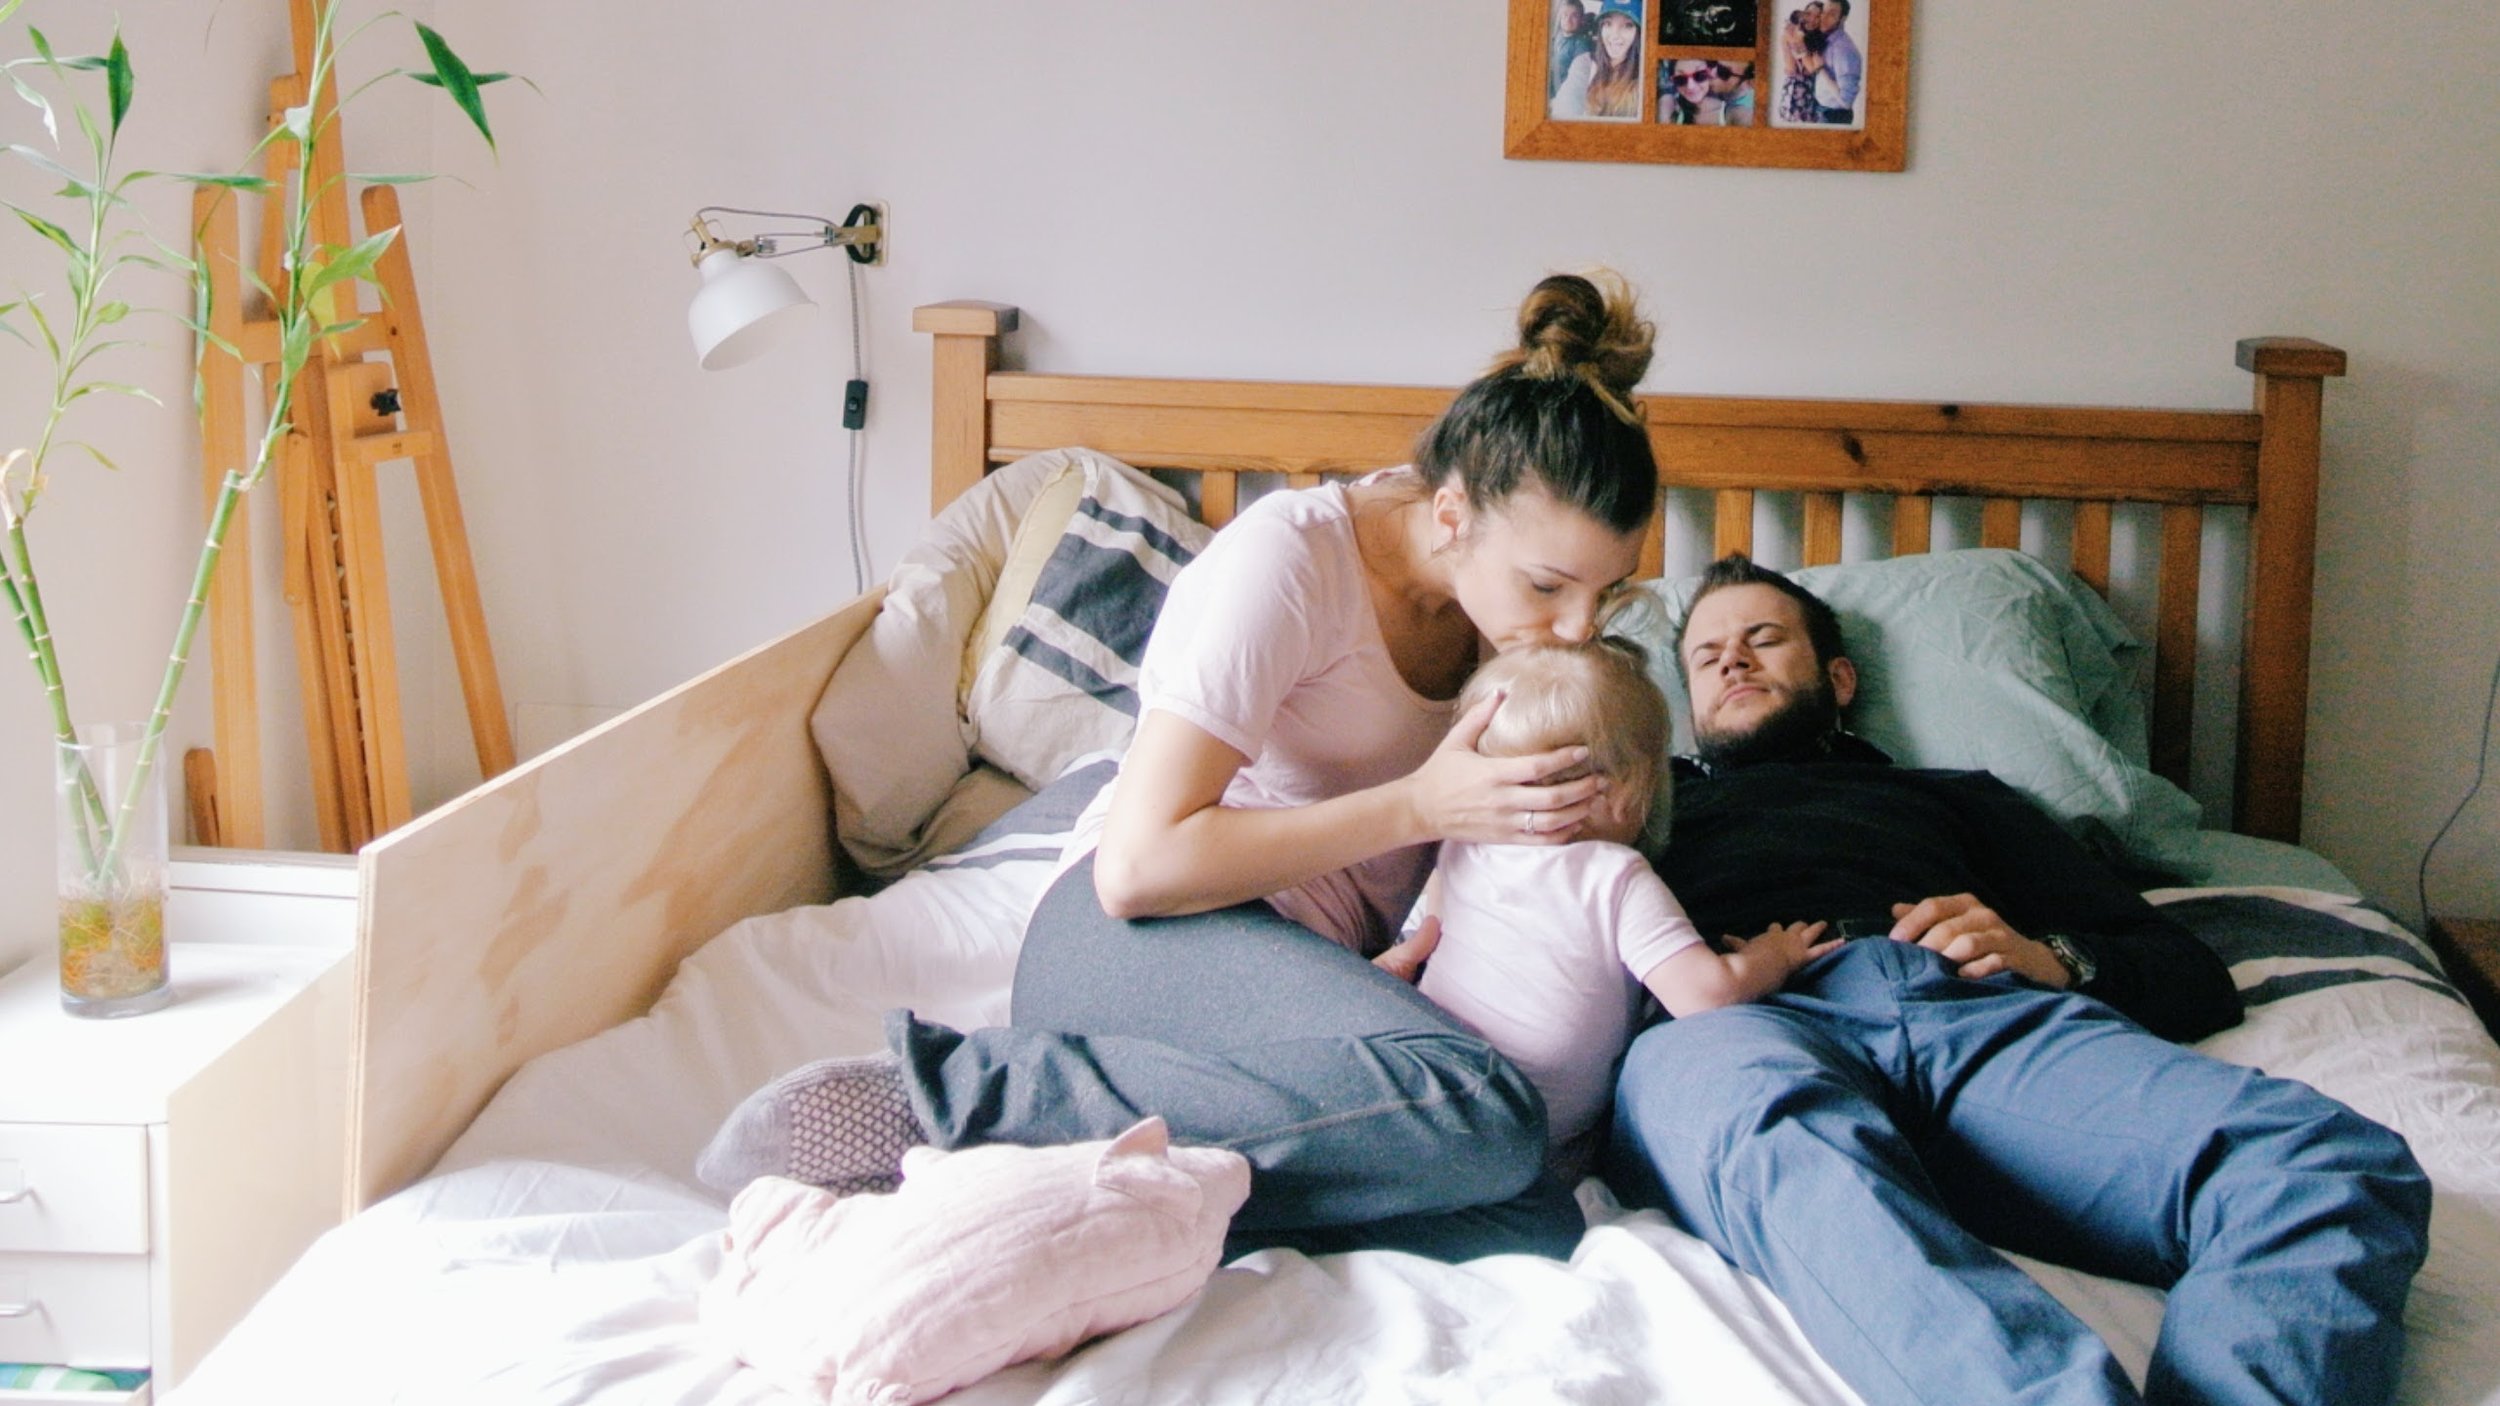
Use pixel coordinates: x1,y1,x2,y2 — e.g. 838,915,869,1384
1899,956,2432,1406
1604,947,2140,1406
895,856,1583,1261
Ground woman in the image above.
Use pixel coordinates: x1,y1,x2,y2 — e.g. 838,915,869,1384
1779,4,1827,124
705,274,1660,1263
1551,0,1644,120
1664,59,1724,124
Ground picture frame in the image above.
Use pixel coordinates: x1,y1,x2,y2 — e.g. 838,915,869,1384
1506,0,1912,171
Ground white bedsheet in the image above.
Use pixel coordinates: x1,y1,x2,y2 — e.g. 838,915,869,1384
172,858,2500,1406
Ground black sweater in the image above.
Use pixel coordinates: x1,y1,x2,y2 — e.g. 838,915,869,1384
1656,738,2243,1044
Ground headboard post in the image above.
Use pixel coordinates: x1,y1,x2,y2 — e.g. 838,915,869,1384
913,302,1021,514
2232,337,2346,843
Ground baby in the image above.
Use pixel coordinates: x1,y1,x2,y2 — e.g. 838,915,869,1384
1406,639,1836,1170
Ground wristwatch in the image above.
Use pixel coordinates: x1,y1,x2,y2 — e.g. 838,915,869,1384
2041,934,2099,989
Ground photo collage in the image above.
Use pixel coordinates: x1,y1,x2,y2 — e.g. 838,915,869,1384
1545,0,1867,130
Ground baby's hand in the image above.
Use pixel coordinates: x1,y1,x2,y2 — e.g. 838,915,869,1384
1723,920,1841,976
1373,914,1442,985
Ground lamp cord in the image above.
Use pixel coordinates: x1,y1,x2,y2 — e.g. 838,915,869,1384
845,257,870,596
2419,645,2500,928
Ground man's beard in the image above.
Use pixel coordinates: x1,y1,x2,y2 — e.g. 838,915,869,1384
1694,674,1843,770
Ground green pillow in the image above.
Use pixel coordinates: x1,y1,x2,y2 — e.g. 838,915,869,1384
1610,549,2205,872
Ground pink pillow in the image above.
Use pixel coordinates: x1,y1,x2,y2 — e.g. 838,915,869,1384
703,1117,1251,1406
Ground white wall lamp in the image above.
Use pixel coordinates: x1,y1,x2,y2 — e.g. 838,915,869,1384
684,201,887,592
684,202,884,370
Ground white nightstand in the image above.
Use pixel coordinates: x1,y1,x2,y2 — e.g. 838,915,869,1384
0,851,355,1400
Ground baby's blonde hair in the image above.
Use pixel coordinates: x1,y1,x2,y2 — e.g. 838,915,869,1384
1459,639,1672,846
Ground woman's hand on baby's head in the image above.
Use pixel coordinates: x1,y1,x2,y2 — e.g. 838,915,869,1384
1408,693,1604,845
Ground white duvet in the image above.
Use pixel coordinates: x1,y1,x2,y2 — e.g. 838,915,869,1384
172,849,2500,1406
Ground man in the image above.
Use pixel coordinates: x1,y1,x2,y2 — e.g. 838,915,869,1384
1548,0,1593,100
1602,554,2431,1406
1707,60,1756,127
1803,0,1861,122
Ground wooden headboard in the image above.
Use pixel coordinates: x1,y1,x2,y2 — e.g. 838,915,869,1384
913,300,2343,845
346,297,2343,1213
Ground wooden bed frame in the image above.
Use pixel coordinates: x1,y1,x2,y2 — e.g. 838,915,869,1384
345,301,2347,1212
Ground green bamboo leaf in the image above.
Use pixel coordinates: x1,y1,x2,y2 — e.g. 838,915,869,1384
94,302,127,324
348,172,435,186
183,321,239,360
70,442,117,473
318,317,366,339
304,226,398,299
10,204,78,256
21,290,58,358
0,2,25,28
25,28,102,76
279,312,316,371
104,32,130,136
409,69,513,88
64,382,160,406
8,72,54,144
174,172,277,192
412,24,494,151
72,104,101,173
6,142,85,189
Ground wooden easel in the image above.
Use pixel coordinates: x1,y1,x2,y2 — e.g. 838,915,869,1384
188,0,513,851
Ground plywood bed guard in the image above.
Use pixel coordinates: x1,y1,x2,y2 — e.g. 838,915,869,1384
345,301,2347,1212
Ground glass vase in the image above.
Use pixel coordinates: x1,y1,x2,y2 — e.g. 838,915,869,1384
55,721,172,1017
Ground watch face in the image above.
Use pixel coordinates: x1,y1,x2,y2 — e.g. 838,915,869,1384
2049,936,2097,985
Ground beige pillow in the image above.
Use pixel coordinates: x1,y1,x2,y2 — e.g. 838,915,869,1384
813,450,1091,878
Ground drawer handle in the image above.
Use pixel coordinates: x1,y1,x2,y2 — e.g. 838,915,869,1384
0,1301,31,1318
0,1184,29,1205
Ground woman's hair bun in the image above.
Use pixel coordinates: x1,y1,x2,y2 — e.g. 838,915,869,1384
1497,269,1654,401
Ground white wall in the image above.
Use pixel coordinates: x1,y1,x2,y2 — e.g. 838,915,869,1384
407,0,2498,927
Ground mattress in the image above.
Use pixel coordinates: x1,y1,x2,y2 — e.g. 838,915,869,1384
169,787,2500,1406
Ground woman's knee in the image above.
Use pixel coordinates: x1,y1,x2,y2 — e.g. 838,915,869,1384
1386,1028,1553,1206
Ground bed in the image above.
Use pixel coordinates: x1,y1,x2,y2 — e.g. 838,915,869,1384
166,304,2500,1405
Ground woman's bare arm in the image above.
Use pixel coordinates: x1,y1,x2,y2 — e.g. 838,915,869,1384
1093,703,1603,920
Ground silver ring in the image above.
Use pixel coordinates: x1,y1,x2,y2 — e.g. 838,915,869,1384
1520,809,1535,834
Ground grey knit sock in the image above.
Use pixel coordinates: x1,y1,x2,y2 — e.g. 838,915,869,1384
696,1049,926,1196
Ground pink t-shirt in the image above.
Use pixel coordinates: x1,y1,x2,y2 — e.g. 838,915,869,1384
1068,480,1453,955
1418,840,1704,1158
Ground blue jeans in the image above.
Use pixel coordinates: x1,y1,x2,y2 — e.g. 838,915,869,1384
887,855,1585,1262
1602,939,2431,1406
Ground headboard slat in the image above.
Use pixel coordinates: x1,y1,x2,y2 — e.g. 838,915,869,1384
1982,499,2023,550
1715,490,1756,558
1892,495,1932,555
2153,505,2206,789
2071,502,2113,597
1803,494,1845,566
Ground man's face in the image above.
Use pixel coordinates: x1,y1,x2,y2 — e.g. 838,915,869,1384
1680,582,1855,764
1819,3,1845,32
1558,1,1585,33
1709,63,1747,97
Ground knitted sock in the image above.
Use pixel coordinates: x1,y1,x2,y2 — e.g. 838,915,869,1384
697,1049,926,1196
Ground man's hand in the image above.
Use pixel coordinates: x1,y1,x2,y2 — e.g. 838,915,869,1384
1888,893,2068,985
1374,914,1441,985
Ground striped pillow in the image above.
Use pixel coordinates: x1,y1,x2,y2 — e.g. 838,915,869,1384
963,450,1212,791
